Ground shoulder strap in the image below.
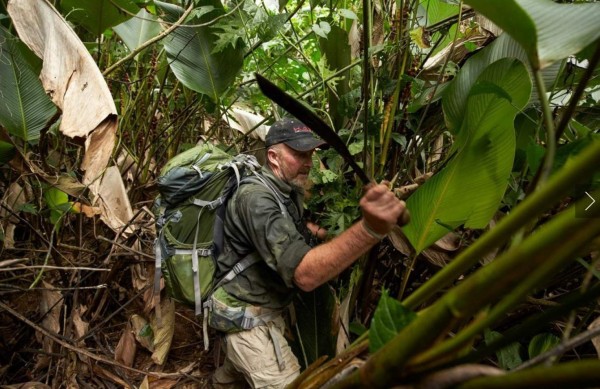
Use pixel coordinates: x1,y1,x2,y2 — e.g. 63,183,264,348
240,172,289,216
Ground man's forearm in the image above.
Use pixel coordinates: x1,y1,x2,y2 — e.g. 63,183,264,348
293,220,380,291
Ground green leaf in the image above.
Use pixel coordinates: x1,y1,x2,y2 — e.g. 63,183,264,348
0,27,57,142
404,59,531,253
319,22,351,129
293,285,337,368
339,9,358,20
443,33,558,132
369,289,417,353
257,13,288,43
528,333,560,359
44,187,70,226
312,21,331,39
18,203,38,215
464,0,600,69
45,187,69,210
61,0,139,36
156,0,244,102
113,8,161,58
0,140,16,165
485,330,524,370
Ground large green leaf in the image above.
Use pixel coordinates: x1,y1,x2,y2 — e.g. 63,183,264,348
0,27,56,142
369,289,416,353
404,59,531,253
319,22,351,129
443,33,560,132
465,0,600,69
292,285,337,368
113,8,161,58
156,0,244,102
60,0,139,36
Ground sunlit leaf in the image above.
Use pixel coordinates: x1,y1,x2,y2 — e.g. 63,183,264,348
369,289,416,353
404,59,531,253
312,21,331,39
339,9,357,20
0,27,56,142
465,0,600,69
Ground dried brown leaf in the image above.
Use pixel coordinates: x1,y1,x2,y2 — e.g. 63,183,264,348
433,232,461,252
94,166,134,234
3,383,52,389
115,322,137,367
131,314,154,352
35,282,63,369
72,306,89,344
7,0,117,188
151,298,176,365
389,226,413,256
588,316,600,358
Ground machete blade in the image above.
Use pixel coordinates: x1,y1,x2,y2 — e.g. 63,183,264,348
255,73,371,185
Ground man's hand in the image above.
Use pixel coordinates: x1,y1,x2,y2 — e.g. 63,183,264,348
360,183,409,237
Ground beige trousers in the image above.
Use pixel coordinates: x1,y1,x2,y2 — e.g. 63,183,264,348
212,316,300,389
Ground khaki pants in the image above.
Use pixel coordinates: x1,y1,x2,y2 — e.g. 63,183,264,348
212,316,300,389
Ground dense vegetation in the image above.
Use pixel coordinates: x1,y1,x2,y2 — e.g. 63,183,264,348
0,0,599,387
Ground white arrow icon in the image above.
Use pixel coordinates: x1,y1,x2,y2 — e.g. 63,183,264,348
585,192,596,211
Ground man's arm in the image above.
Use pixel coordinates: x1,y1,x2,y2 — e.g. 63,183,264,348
293,183,407,291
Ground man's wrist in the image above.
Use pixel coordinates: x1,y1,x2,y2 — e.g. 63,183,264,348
360,219,386,241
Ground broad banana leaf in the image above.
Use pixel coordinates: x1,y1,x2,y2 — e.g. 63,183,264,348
0,27,56,143
465,0,600,70
60,0,139,36
156,0,244,102
113,8,161,59
443,33,560,133
8,0,118,187
404,59,531,253
319,23,351,130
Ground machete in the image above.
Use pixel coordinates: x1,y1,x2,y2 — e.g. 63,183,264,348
255,73,410,226
255,73,371,185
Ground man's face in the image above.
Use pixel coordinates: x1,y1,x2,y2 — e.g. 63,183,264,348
270,144,314,188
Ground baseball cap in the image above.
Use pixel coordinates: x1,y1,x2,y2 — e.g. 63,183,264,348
265,118,327,152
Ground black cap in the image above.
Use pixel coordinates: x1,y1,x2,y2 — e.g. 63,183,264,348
265,118,327,152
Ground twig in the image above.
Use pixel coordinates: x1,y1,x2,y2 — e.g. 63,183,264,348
0,301,197,379
0,266,110,272
96,236,154,259
515,324,600,371
103,4,195,76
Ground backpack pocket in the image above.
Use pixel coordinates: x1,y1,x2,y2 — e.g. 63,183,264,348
162,250,215,307
208,287,249,333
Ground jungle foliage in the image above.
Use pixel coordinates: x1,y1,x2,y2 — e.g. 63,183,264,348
0,0,600,387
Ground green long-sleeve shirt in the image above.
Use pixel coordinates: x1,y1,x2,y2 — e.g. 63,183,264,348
215,165,312,309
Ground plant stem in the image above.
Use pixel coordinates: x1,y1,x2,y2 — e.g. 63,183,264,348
402,139,600,310
455,360,600,389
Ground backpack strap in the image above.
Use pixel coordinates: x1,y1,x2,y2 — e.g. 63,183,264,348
241,172,289,216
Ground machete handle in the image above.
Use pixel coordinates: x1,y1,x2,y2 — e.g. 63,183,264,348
398,208,411,226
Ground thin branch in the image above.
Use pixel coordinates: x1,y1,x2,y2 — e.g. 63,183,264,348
516,324,600,371
103,4,198,77
0,300,196,378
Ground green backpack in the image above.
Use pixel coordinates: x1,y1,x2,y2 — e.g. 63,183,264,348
153,143,287,321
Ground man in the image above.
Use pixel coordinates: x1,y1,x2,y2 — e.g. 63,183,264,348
210,117,407,388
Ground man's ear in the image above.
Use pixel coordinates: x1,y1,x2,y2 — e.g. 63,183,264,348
267,147,280,168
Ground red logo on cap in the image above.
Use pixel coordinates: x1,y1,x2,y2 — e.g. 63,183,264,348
293,126,311,133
